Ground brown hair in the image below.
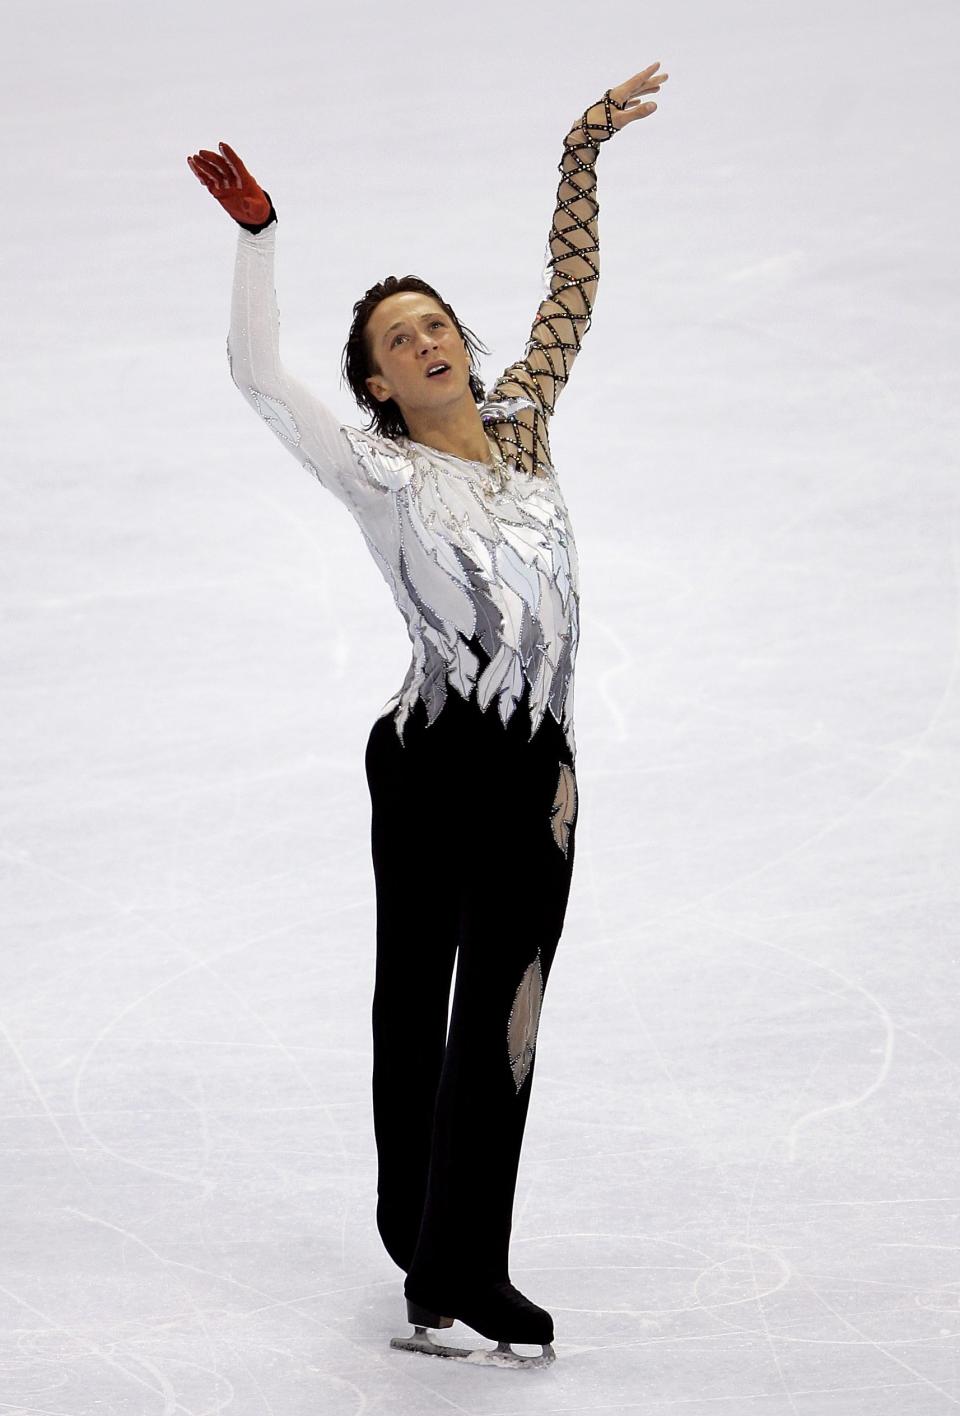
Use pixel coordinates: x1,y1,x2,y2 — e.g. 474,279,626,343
340,275,489,441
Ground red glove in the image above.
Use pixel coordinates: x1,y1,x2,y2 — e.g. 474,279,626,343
187,141,271,225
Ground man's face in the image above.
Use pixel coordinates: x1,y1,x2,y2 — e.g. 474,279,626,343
364,291,472,419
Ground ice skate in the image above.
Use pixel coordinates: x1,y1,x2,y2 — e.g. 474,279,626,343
390,1280,556,1368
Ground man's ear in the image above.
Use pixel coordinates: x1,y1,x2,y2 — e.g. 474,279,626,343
365,374,391,404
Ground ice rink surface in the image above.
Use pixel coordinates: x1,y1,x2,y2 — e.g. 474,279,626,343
3,0,959,1410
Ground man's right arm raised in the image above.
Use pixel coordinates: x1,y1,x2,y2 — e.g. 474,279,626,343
227,214,379,515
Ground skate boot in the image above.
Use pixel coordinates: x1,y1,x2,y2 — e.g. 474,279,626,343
391,1277,556,1368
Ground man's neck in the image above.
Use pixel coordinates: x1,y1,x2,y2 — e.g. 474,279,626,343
403,400,492,464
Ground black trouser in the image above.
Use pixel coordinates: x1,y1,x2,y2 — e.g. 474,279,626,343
364,661,578,1294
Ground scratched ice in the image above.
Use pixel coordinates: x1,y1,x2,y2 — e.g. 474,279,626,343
2,0,959,1412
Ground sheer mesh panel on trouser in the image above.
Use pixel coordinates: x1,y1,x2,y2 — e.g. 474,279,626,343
549,761,577,857
507,951,544,1094
506,759,576,1092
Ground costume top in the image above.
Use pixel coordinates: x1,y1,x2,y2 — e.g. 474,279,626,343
226,91,626,762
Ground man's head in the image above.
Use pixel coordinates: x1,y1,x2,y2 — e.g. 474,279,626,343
342,275,488,440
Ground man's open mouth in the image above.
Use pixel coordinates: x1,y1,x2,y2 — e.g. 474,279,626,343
426,363,450,378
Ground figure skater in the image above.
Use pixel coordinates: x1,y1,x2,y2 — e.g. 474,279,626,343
188,59,668,1369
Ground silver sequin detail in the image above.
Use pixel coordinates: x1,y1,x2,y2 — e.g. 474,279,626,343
247,387,302,444
341,427,579,762
480,392,537,423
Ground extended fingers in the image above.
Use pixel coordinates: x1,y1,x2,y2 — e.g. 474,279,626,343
187,155,220,190
200,148,240,183
608,64,668,116
638,71,668,93
187,149,238,186
189,154,224,184
217,141,248,181
628,65,668,94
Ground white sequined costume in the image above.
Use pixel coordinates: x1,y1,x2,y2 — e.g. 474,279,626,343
226,93,628,766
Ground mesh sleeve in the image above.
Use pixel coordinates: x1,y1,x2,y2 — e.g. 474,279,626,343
483,89,629,478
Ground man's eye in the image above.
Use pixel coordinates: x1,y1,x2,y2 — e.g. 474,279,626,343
392,320,443,347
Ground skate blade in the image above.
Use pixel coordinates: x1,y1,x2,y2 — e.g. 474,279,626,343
390,1326,555,1368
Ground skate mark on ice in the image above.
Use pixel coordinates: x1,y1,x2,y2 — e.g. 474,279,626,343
699,912,895,1163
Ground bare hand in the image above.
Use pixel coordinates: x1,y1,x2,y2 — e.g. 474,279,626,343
186,142,271,224
607,61,669,127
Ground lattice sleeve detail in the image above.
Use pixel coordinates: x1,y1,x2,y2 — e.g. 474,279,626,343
482,89,630,479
